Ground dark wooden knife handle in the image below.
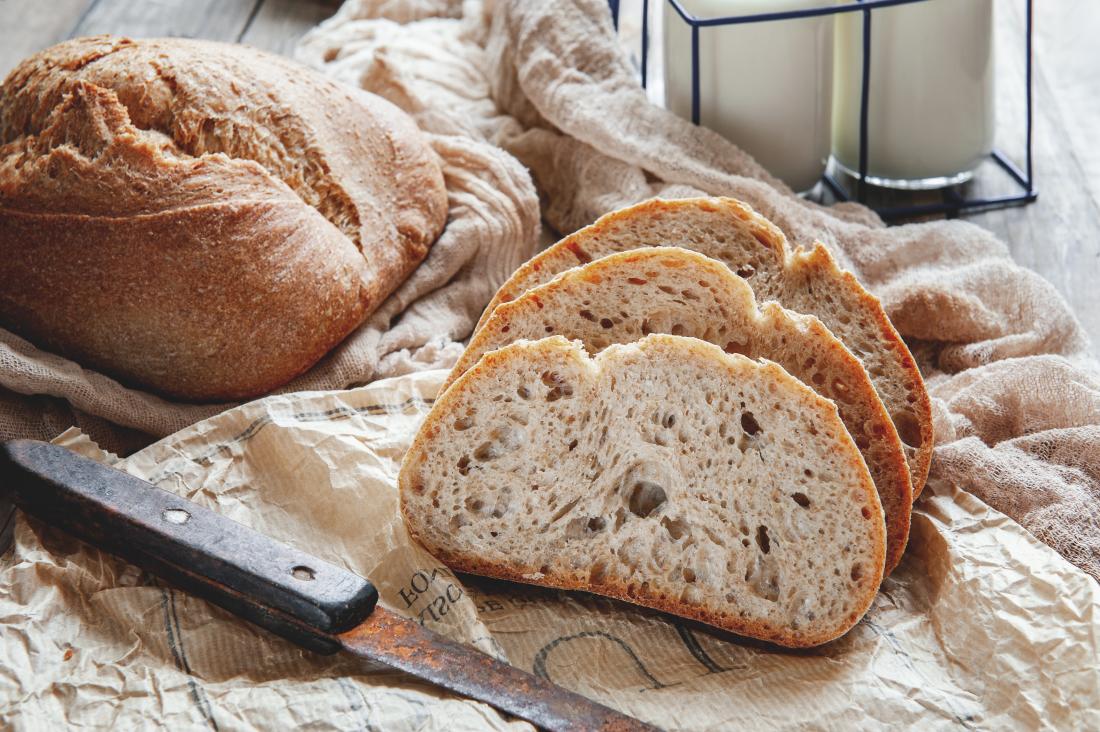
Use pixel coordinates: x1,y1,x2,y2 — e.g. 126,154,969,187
0,439,377,654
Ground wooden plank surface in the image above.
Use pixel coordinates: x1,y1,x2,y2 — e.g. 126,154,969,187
239,0,340,54
71,0,261,41
966,0,1100,352
2,0,1098,351
0,0,95,78
1033,0,1100,218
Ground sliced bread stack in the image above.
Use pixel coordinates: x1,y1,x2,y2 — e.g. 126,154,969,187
478,197,932,495
399,198,931,648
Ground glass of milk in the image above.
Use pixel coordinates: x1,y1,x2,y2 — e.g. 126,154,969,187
832,0,996,189
663,0,837,193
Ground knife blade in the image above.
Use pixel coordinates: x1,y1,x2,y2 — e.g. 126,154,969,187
0,440,659,732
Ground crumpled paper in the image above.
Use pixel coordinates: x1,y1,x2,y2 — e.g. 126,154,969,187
296,0,1100,585
2,373,1097,730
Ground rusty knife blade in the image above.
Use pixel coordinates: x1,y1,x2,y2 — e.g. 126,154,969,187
0,440,660,732
338,607,659,732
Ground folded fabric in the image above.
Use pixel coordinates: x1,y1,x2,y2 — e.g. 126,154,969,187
0,130,540,453
0,0,1095,581
296,0,1100,581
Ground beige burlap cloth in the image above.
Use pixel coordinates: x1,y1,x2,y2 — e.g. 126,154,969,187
2,0,1099,728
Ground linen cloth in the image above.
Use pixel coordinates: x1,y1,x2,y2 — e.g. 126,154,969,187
2,1,1099,729
5,0,1093,579
296,0,1100,582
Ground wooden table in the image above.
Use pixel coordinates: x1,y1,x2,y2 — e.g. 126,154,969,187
3,0,1098,351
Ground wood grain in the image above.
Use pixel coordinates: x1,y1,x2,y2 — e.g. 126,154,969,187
71,0,260,41
812,1,1099,352
967,0,1100,352
1,0,1097,352
0,0,94,78
1027,0,1100,217
239,0,340,54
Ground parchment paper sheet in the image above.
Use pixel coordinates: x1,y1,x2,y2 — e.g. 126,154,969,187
2,0,1099,728
2,371,1097,730
295,0,1100,585
2,0,1099,584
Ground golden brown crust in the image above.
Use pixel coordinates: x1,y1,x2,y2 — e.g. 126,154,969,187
412,543,869,648
448,247,912,573
474,197,788,332
767,304,913,572
0,36,448,401
401,335,887,648
0,83,375,401
476,198,933,497
785,244,933,494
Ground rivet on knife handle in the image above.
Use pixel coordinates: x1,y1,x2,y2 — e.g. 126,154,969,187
0,439,377,653
0,440,662,731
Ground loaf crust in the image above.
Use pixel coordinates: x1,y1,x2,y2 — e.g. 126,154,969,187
402,335,886,647
448,247,912,573
0,36,448,401
477,198,933,495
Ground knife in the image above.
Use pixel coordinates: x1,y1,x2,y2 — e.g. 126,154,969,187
0,440,659,732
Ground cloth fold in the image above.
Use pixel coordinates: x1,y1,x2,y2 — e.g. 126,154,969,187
296,0,1100,582
0,130,540,452
2,1,1100,728
1,0,1096,580
1,375,1097,730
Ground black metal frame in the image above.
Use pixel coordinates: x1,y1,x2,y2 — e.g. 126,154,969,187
613,0,1037,218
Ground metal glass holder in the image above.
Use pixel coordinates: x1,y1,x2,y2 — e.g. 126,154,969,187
612,0,1038,219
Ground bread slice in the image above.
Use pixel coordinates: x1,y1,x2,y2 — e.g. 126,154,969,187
401,334,887,647
477,197,933,496
447,247,911,573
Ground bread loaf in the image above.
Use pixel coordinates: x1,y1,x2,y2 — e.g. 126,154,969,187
0,36,448,401
477,197,932,495
447,247,912,573
401,334,886,647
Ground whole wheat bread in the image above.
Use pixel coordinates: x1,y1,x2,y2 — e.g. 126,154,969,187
447,247,912,573
400,334,887,647
0,36,447,401
477,198,933,495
